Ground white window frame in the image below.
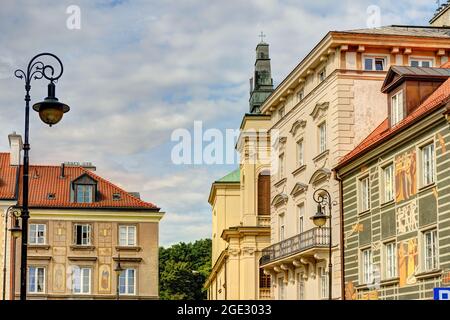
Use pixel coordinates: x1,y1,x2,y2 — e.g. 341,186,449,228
359,175,370,213
361,248,373,285
409,57,434,68
28,266,45,294
279,214,285,241
363,55,387,71
423,228,438,272
72,267,91,295
119,268,137,296
297,203,305,234
318,122,327,154
119,225,137,246
420,142,436,188
29,223,46,245
319,266,329,299
391,90,404,126
381,163,395,204
296,139,304,167
74,224,92,246
75,184,94,203
383,241,397,279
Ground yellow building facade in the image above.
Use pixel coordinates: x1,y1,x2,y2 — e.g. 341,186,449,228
205,114,272,300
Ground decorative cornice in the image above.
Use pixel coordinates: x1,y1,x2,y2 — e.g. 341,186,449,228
310,102,329,120
308,168,331,185
290,182,309,196
289,119,307,136
271,193,288,207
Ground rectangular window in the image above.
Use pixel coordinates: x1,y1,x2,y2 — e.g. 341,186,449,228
278,278,285,300
279,215,285,241
76,185,94,203
278,153,285,180
259,269,271,289
72,267,91,294
319,68,326,82
298,203,304,234
421,143,435,186
411,59,433,68
362,249,373,284
319,267,329,299
297,273,305,300
119,269,136,295
29,224,46,245
364,57,386,71
28,267,45,294
391,90,404,126
119,225,137,246
74,224,91,246
359,176,370,212
297,140,304,167
278,107,285,119
424,229,438,271
383,164,394,203
318,122,327,153
384,242,397,279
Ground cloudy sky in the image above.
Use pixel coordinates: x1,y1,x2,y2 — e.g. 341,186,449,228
0,0,438,246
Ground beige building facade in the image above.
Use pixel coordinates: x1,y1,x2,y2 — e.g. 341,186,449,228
259,25,450,300
0,134,163,300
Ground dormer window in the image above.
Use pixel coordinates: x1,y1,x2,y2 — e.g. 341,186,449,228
72,173,97,204
76,185,94,203
391,90,404,126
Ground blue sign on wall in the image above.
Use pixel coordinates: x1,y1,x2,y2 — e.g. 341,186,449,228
434,288,450,300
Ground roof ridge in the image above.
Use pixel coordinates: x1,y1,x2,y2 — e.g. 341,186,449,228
79,167,158,209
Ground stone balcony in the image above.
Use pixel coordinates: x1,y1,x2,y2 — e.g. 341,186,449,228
260,227,330,268
259,288,272,300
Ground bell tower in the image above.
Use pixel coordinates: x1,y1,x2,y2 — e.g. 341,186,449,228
249,32,274,114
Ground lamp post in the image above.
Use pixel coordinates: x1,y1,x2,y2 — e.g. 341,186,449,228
114,253,124,300
311,188,333,300
14,53,70,300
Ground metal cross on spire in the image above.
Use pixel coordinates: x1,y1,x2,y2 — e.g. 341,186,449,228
259,31,266,43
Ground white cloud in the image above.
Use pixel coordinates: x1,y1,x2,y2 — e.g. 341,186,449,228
0,0,437,245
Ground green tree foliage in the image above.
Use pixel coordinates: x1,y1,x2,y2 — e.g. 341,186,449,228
159,238,211,300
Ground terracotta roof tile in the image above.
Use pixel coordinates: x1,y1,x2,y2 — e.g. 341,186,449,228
0,157,158,210
0,153,18,200
337,77,450,169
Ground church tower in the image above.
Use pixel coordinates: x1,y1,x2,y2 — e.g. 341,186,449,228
249,34,274,114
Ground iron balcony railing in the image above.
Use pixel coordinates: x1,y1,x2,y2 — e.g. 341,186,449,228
260,227,330,266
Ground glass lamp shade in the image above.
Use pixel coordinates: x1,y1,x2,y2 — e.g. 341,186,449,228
311,214,328,227
32,98,69,126
9,224,22,239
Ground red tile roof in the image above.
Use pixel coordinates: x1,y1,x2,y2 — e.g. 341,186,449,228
0,153,18,200
0,155,158,210
336,77,450,169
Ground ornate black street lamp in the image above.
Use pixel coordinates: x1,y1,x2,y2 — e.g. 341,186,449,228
14,53,70,300
311,188,333,300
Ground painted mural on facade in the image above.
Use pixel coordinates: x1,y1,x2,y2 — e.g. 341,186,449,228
396,200,418,235
398,238,418,287
395,149,417,203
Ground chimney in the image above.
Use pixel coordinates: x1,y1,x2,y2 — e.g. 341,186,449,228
8,132,23,166
60,163,65,178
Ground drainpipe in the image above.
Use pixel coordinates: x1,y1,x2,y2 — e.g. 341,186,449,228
334,171,345,300
224,256,227,300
